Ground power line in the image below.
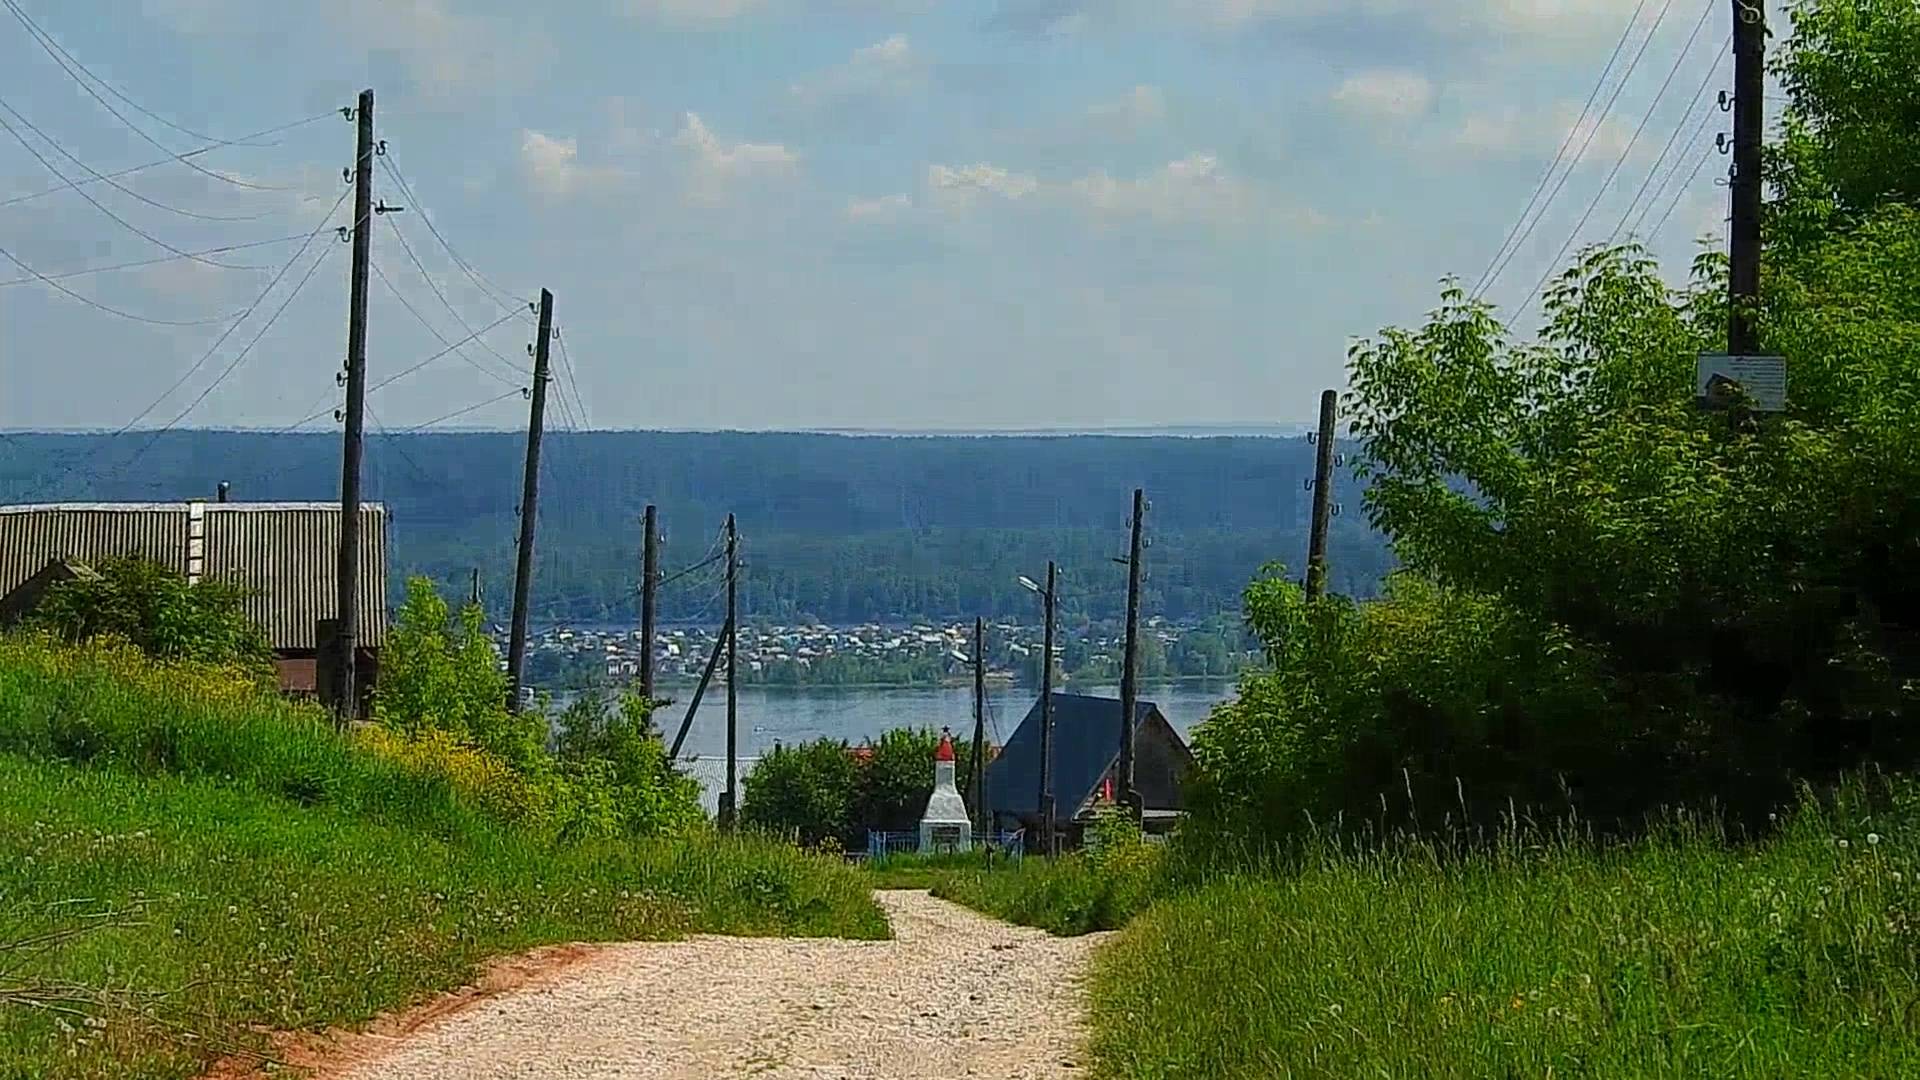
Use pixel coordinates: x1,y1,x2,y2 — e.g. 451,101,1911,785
0,239,244,326
371,258,524,388
377,154,530,318
1509,0,1717,325
111,185,355,434
0,97,267,224
3,0,286,193
1648,139,1721,240
1629,68,1728,239
401,386,527,433
2,0,242,147
657,550,726,591
0,102,265,270
366,403,436,487
367,308,526,397
380,212,531,382
0,112,332,212
0,233,307,289
113,241,336,471
1610,37,1731,243
1470,0,1652,300
555,326,590,430
1480,0,1679,307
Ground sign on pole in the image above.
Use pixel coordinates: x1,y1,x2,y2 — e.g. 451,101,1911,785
1695,354,1787,412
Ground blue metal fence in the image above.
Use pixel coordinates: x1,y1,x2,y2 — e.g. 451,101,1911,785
863,829,1025,860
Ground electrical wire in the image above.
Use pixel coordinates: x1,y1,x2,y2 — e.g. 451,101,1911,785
0,97,268,224
656,550,726,591
0,233,307,289
1508,0,1716,326
366,403,436,487
114,240,336,469
3,0,286,192
1470,0,1652,300
0,104,264,270
112,184,354,434
0,112,332,212
372,258,525,389
376,154,530,318
380,211,530,381
3,0,242,147
0,239,245,326
400,386,528,433
555,327,591,429
1610,36,1730,243
1479,0,1679,306
366,308,526,397
1628,75,1727,238
1648,138,1722,240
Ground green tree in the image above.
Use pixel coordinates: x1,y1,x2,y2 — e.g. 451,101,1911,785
554,691,702,837
740,739,862,848
28,556,275,687
376,578,544,767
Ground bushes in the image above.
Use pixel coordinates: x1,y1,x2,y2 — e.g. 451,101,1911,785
26,556,276,689
932,809,1166,935
740,727,976,849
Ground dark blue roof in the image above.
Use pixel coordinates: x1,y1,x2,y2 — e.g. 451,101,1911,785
983,692,1168,822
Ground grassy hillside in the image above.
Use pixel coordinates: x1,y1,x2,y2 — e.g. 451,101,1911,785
929,790,1920,1078
0,637,883,1080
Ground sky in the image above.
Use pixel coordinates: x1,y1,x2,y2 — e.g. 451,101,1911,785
0,0,1771,434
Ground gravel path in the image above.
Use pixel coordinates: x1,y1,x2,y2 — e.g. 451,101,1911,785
323,891,1107,1080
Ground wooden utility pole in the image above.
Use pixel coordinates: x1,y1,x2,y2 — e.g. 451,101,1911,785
969,616,988,837
721,513,739,829
1728,0,1765,355
1305,389,1338,601
640,504,658,702
1117,488,1145,819
470,567,481,608
1038,560,1057,857
332,87,375,726
505,288,554,713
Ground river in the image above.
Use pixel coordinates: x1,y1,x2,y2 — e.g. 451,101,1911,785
554,680,1237,757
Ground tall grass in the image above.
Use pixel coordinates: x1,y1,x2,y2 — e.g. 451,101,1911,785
1087,782,1920,1078
0,636,884,1079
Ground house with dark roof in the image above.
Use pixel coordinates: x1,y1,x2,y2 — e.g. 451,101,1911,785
0,501,388,711
981,692,1196,848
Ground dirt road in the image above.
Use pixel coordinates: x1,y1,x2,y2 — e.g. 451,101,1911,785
320,891,1107,1080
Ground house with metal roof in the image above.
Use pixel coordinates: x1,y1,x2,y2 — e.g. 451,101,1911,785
0,501,388,707
981,692,1196,848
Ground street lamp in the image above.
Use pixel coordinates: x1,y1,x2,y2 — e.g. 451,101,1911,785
1019,562,1058,857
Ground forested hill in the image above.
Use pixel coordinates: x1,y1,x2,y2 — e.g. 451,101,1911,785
0,431,1393,623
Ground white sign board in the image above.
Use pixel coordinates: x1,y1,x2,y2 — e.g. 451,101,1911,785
1696,354,1787,412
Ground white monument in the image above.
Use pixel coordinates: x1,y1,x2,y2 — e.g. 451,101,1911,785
918,729,972,853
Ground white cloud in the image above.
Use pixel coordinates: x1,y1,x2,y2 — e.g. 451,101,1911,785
1331,70,1434,120
927,163,1042,203
675,113,799,203
1086,85,1168,131
148,0,541,99
1449,100,1637,160
1005,0,1643,53
789,34,922,108
847,193,913,222
520,130,587,198
925,153,1326,230
617,0,770,22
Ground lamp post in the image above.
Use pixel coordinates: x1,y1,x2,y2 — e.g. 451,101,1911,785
1018,563,1058,857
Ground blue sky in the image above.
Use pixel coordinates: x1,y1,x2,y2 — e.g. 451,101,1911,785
0,0,1761,433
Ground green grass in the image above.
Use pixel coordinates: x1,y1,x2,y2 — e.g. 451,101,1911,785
863,849,1015,890
0,638,885,1079
1084,790,1920,1079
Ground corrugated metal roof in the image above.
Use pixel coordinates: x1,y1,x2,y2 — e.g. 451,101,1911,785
983,693,1183,822
0,502,387,650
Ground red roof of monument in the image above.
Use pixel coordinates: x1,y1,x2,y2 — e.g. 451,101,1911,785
934,730,955,762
